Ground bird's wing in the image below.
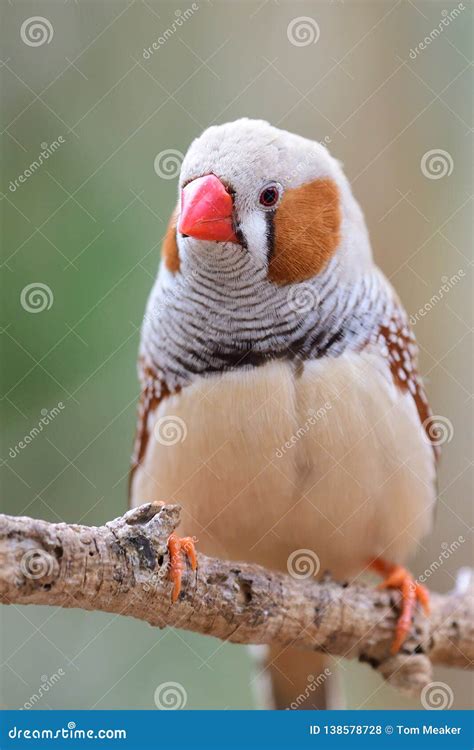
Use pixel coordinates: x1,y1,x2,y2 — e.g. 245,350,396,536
377,308,440,465
128,363,179,503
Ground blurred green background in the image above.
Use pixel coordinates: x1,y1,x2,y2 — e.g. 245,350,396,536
1,0,472,710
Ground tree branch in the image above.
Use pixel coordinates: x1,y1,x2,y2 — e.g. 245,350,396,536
1,503,472,696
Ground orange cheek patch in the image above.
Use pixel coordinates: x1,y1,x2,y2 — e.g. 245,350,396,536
269,178,341,284
162,205,180,273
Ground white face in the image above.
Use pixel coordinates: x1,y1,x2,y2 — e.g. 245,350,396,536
177,118,352,267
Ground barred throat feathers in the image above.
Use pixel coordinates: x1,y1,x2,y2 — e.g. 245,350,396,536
139,250,396,394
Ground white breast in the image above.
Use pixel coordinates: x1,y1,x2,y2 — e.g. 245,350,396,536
131,350,436,579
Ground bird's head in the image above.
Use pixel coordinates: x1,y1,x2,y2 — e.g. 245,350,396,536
163,118,372,284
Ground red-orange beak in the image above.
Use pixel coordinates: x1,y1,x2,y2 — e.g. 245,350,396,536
178,174,239,243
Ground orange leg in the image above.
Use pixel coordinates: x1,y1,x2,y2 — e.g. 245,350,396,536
369,558,430,654
167,533,198,602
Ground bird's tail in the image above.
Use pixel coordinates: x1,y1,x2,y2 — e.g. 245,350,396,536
252,645,344,710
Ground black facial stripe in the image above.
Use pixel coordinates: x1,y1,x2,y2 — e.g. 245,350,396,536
234,223,247,249
265,211,275,262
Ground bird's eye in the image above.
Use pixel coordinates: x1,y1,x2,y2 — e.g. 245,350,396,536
258,182,282,209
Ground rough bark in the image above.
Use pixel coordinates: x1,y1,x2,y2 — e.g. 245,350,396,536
0,503,472,696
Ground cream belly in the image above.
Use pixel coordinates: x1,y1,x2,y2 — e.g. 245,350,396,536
131,351,436,580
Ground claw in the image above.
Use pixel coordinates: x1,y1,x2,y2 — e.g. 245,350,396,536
167,533,197,602
369,558,430,654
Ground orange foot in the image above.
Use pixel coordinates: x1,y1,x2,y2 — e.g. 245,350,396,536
167,533,197,602
369,558,430,654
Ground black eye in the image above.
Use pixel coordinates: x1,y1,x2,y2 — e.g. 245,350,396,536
258,182,281,209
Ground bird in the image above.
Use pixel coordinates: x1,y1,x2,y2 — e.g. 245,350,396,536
129,118,438,709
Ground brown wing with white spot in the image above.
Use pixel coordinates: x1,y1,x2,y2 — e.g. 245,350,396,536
377,310,441,464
